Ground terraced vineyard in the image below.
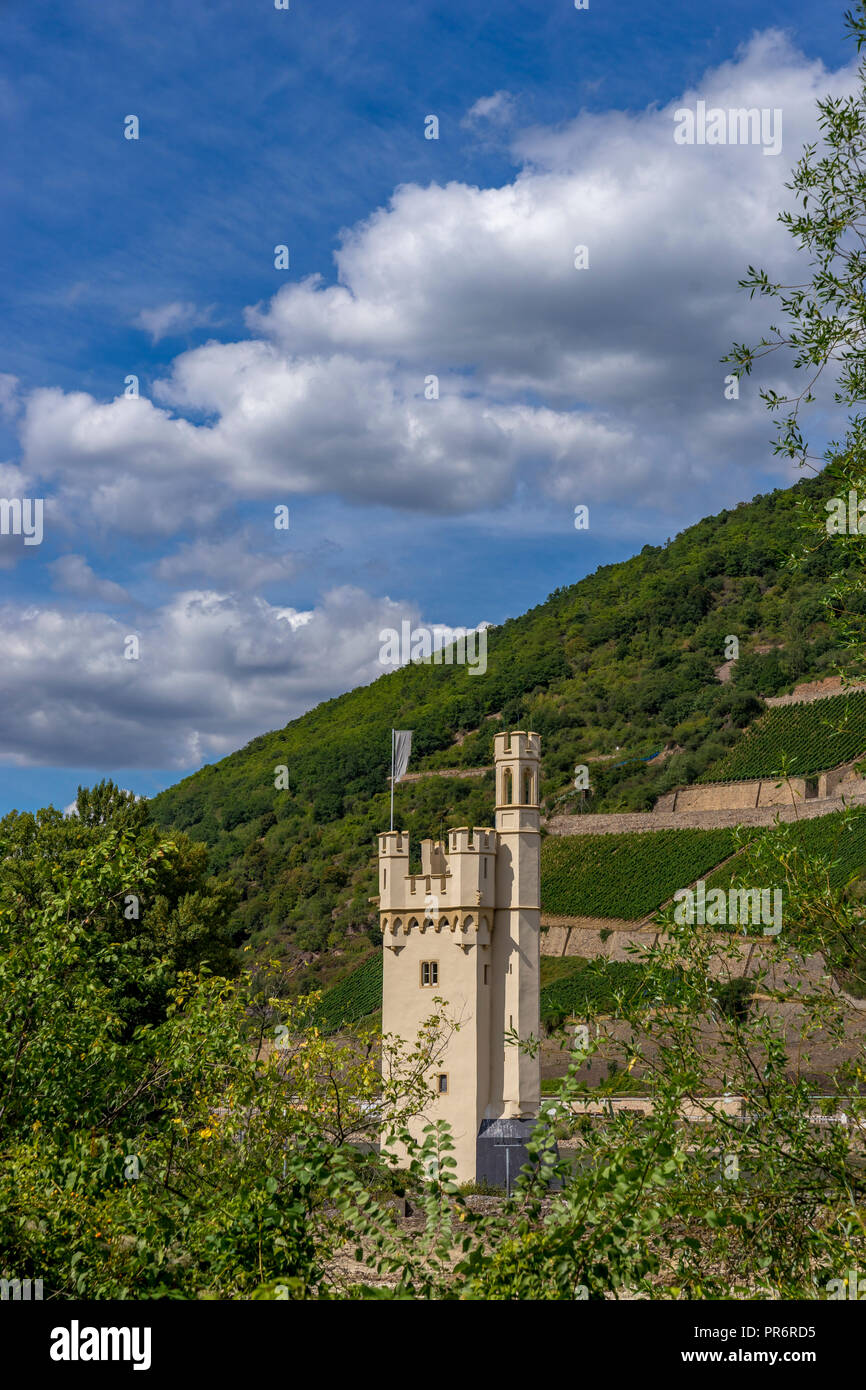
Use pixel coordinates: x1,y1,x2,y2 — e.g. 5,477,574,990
539,957,674,1025
540,827,739,920
704,809,866,897
310,951,382,1033
698,691,866,783
300,812,866,1035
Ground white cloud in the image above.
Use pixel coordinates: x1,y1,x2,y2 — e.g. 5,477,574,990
21,388,232,536
462,91,516,127
50,554,130,603
0,586,432,767
12,31,850,541
135,301,214,344
1,30,859,773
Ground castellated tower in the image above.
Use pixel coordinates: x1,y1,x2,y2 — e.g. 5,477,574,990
378,731,542,1186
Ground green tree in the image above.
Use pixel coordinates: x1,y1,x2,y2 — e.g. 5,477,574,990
74,779,150,830
727,1,866,671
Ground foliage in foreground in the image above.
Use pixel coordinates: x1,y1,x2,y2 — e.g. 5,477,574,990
703,808,866,900
2,796,866,1299
8,6,866,1296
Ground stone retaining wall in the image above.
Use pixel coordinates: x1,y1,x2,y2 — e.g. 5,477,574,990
542,914,636,934
765,678,866,707
541,920,831,991
819,756,866,798
399,766,489,782
546,788,866,836
654,777,814,814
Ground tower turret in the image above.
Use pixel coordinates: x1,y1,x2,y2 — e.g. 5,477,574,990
493,730,541,822
487,731,541,1124
378,830,409,912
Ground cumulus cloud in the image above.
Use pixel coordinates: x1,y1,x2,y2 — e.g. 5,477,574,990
20,388,232,537
10,31,851,544
0,586,433,767
2,30,858,774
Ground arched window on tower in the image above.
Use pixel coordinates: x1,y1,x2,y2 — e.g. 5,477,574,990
503,768,513,805
523,768,533,804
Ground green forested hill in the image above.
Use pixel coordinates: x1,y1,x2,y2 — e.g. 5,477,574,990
149,473,859,990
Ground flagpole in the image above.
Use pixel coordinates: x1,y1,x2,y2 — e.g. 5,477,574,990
390,727,395,832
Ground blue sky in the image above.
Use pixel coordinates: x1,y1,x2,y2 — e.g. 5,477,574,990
0,0,856,813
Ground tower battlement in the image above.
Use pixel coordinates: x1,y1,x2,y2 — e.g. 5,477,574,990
378,830,409,857
377,827,498,915
447,826,496,854
493,729,540,761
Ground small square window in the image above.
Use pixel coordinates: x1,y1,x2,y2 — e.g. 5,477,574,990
421,960,439,987
437,1073,448,1094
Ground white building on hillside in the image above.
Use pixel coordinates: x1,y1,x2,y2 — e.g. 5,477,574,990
377,730,542,1184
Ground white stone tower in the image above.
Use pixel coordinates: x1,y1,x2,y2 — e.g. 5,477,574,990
378,731,542,1184
488,729,542,1120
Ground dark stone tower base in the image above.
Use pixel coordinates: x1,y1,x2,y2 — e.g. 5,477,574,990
476,1117,557,1194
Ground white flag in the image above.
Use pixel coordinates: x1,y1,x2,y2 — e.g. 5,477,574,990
393,730,413,783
